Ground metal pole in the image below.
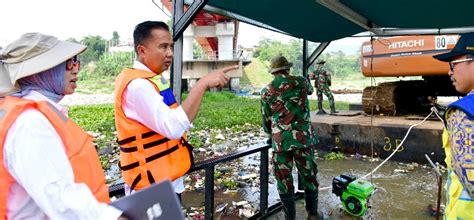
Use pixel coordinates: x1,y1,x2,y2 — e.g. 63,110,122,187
172,0,184,103
307,41,331,68
298,39,309,192
425,154,442,220
303,39,308,78
259,148,269,216
204,166,215,220
436,175,442,220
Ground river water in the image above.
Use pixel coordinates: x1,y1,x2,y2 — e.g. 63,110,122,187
182,154,445,219
102,125,445,219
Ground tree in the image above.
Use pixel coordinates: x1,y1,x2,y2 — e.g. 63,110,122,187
314,51,361,78
65,38,80,44
79,52,134,80
166,20,173,32
80,35,107,64
193,41,206,59
112,31,120,43
254,38,303,75
95,52,133,77
254,38,361,78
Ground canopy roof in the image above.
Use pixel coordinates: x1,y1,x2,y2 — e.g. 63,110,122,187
205,0,474,42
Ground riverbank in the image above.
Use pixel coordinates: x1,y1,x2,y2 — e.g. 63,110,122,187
65,92,448,219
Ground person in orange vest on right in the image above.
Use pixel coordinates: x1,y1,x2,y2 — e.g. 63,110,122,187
0,33,122,219
114,21,238,201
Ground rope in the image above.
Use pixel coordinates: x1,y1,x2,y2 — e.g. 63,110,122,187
318,107,442,191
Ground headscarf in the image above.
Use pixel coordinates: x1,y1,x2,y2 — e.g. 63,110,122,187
12,61,67,103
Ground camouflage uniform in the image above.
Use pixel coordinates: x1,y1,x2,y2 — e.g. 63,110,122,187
310,64,337,114
260,74,319,194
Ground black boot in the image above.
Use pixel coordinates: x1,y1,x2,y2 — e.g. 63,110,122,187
279,193,296,220
317,101,326,115
305,189,319,219
329,100,338,114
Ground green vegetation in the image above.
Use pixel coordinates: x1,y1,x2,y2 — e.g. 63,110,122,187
69,104,116,149
253,38,363,78
67,30,414,94
78,35,107,64
324,152,345,160
241,58,273,89
254,38,304,75
317,51,360,79
68,92,350,150
69,104,115,134
68,31,406,94
79,52,134,81
75,78,115,94
66,32,135,84
310,100,349,112
247,38,383,91
184,92,262,131
221,179,239,189
193,41,207,59
188,135,205,149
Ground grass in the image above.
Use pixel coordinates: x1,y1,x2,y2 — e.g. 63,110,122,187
186,92,262,131
241,58,273,90
310,100,350,111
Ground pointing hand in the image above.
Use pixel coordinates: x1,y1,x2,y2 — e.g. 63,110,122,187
201,65,239,89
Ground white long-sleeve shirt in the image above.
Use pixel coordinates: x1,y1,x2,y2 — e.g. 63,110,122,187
121,61,191,194
3,91,122,220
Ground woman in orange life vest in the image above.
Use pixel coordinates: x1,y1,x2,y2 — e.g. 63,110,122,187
0,33,123,219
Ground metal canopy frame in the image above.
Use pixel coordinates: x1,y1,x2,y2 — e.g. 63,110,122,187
183,0,290,36
307,42,331,70
172,0,208,102
169,0,474,114
171,0,291,102
173,0,208,41
317,0,474,37
317,0,381,35
169,0,335,96
353,27,474,37
166,0,474,219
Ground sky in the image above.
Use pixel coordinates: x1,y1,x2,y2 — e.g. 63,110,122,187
0,0,368,55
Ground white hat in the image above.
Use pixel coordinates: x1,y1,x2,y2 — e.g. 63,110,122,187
0,33,86,96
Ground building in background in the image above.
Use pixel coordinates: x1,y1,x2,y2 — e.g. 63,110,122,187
160,0,251,93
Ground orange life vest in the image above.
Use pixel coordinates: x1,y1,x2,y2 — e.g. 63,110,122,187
114,68,194,191
0,96,110,218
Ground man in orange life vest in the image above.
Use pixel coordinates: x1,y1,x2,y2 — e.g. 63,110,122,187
114,21,238,199
0,33,122,219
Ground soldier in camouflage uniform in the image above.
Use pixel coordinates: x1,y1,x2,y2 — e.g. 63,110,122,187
260,55,319,220
310,60,337,114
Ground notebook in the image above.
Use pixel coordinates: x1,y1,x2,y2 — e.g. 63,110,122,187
110,180,184,220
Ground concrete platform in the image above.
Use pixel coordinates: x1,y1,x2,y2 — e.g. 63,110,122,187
311,110,446,164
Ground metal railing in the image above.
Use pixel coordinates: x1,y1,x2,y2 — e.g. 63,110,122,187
108,143,275,219
193,49,251,62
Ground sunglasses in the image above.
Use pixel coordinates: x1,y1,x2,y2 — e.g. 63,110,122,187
66,56,81,71
449,57,473,71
